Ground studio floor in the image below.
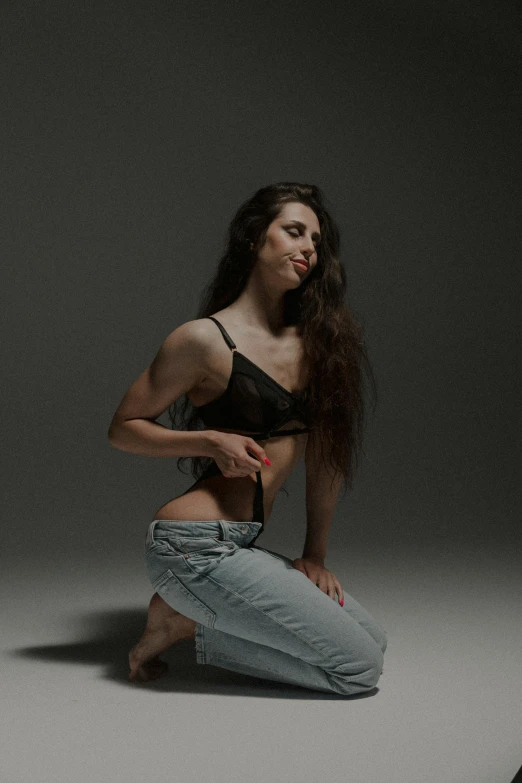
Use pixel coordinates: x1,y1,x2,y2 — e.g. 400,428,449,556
2,542,521,783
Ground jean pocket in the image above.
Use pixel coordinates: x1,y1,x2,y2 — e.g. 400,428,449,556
174,536,237,576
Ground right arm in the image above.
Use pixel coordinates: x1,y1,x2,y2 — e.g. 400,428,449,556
107,320,215,458
107,320,269,475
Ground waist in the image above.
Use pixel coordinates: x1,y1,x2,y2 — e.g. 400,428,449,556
147,519,263,548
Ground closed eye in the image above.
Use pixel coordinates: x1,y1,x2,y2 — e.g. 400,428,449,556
287,228,319,248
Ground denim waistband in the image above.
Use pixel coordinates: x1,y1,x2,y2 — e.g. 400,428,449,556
146,519,263,548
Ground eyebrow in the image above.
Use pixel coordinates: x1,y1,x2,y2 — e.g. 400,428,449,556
287,220,321,243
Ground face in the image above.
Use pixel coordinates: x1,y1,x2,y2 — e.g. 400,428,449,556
252,201,321,286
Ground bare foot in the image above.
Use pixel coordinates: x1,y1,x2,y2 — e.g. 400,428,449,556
128,592,196,682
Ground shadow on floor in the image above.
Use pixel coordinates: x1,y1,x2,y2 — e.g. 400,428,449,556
9,606,378,700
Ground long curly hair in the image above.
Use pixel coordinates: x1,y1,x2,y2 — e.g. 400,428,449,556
169,181,377,499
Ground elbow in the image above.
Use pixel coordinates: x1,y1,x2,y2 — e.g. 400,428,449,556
107,428,118,447
108,422,124,448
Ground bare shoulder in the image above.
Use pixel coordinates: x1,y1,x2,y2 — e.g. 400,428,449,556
161,317,216,356
159,316,228,377
184,314,234,353
108,318,218,430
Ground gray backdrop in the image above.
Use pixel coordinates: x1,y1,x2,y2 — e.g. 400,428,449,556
3,4,522,783
3,0,520,564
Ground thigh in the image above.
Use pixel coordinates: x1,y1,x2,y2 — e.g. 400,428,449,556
251,544,387,654
148,538,384,672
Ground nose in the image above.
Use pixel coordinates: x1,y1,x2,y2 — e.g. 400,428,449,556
301,236,316,258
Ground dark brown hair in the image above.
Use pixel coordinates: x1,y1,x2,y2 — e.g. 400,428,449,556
169,181,377,498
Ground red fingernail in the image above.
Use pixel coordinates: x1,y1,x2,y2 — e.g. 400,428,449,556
340,599,344,606
264,457,271,465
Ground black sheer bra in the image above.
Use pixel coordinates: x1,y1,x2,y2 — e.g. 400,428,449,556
179,316,310,546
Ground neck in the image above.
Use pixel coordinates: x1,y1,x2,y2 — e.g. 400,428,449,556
228,278,288,335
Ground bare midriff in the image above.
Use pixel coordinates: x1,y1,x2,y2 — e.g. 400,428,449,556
152,422,308,525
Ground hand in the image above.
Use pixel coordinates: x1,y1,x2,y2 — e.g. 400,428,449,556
291,556,344,605
207,431,271,478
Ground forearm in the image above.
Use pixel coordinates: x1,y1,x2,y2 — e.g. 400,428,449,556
108,418,217,459
302,471,343,561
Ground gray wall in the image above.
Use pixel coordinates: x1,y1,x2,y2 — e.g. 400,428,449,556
2,0,520,561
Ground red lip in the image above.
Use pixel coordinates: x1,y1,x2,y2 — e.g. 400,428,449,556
291,258,308,271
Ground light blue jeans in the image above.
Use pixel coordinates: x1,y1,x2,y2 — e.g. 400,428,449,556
145,519,387,695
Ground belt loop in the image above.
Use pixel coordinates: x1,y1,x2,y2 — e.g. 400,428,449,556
218,520,228,541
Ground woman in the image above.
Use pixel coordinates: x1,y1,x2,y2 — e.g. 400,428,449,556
108,182,387,695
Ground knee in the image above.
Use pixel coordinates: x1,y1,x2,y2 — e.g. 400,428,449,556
356,647,384,690
333,646,384,695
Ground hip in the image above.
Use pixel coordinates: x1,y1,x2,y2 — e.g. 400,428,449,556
152,475,275,524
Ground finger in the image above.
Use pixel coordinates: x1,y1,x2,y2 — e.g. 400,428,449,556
315,572,329,595
325,577,336,600
311,569,332,598
246,447,267,470
304,567,319,585
333,576,344,605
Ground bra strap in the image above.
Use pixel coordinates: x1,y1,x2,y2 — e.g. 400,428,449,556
250,470,265,542
207,316,236,351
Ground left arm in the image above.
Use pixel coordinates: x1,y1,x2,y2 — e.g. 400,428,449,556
302,428,343,561
293,429,345,604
